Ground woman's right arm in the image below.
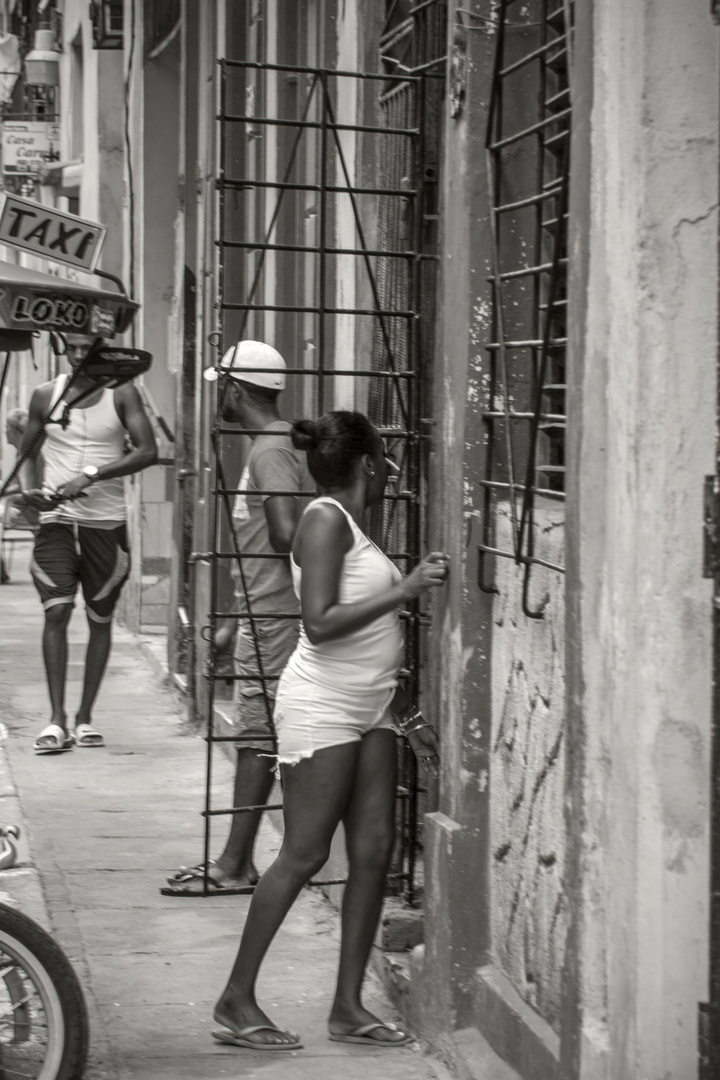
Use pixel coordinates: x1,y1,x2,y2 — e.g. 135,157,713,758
297,503,448,645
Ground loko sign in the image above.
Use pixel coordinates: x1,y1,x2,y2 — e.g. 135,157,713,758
0,194,106,271
0,285,118,335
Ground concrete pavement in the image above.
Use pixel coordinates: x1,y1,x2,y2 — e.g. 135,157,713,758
0,553,453,1080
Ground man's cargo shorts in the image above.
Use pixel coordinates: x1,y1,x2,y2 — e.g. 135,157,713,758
233,617,299,751
31,522,131,624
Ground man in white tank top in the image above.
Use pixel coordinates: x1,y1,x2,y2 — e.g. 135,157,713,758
19,333,157,754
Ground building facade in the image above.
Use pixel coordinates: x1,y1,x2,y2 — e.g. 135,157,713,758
171,2,720,1077
0,2,716,1078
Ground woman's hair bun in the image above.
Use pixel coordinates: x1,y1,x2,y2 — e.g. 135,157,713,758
290,419,318,451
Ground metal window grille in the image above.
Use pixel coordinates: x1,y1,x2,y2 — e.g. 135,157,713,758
480,0,572,615
165,1,447,904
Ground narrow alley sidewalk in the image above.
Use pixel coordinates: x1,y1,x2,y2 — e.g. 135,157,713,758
0,554,452,1080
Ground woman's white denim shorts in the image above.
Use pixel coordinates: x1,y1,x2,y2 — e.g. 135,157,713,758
273,667,395,765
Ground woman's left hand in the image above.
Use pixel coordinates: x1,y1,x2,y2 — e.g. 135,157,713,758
407,723,440,778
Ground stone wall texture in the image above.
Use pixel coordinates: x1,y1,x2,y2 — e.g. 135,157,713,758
490,504,567,1031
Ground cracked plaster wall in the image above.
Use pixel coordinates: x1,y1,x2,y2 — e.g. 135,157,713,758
490,504,567,1032
563,0,717,1076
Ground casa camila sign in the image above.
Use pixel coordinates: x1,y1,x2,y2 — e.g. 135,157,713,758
1,121,60,175
0,195,106,271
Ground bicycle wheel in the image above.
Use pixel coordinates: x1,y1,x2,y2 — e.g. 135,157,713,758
0,902,88,1080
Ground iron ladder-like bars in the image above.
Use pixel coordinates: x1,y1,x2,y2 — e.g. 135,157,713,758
479,0,573,617
164,56,438,904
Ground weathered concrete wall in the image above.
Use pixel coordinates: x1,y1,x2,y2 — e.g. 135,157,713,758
411,3,571,1071
410,0,498,1057
491,508,567,1031
564,1,717,1077
133,11,181,629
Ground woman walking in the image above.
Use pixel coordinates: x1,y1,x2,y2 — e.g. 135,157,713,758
212,410,448,1051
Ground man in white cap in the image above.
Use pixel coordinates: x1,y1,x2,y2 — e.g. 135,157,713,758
167,340,311,893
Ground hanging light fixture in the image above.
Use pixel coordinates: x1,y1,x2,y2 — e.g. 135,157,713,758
23,29,60,88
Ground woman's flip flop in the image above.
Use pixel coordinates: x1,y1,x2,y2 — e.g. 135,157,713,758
33,724,73,755
328,1021,414,1046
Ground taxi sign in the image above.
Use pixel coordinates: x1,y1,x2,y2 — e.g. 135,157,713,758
0,194,106,271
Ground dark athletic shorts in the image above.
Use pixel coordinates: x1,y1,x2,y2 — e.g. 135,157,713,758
229,617,299,751
31,522,131,623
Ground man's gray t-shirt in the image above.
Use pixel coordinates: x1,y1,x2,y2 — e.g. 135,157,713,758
231,421,312,615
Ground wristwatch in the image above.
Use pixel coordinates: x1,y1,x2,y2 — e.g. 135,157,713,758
82,465,99,483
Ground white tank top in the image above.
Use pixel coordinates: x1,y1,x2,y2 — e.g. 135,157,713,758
41,373,127,524
285,496,404,696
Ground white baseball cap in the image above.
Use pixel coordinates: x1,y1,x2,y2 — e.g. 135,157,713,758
203,340,287,390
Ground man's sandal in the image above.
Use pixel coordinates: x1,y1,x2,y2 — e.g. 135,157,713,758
69,724,105,748
33,725,73,755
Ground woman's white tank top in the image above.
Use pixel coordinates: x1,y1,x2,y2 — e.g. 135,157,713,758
41,373,127,524
286,496,404,696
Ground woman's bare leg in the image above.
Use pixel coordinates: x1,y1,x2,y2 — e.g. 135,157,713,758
329,728,406,1042
214,740,361,1046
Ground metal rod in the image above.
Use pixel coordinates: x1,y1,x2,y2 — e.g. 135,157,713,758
495,184,563,214
203,803,282,814
482,411,566,421
485,338,567,349
219,238,434,259
499,34,568,79
224,59,423,80
221,302,417,316
0,353,10,403
318,72,328,413
379,55,448,81
518,144,570,556
219,113,419,137
489,257,567,282
408,0,442,18
209,544,414,560
545,86,570,109
485,148,520,554
544,127,569,152
200,56,228,900
219,177,419,197
323,90,411,428
478,543,565,574
562,0,574,74
480,478,566,501
489,105,571,151
215,422,419,435
235,74,321,342
209,371,417,385
210,546,413,557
